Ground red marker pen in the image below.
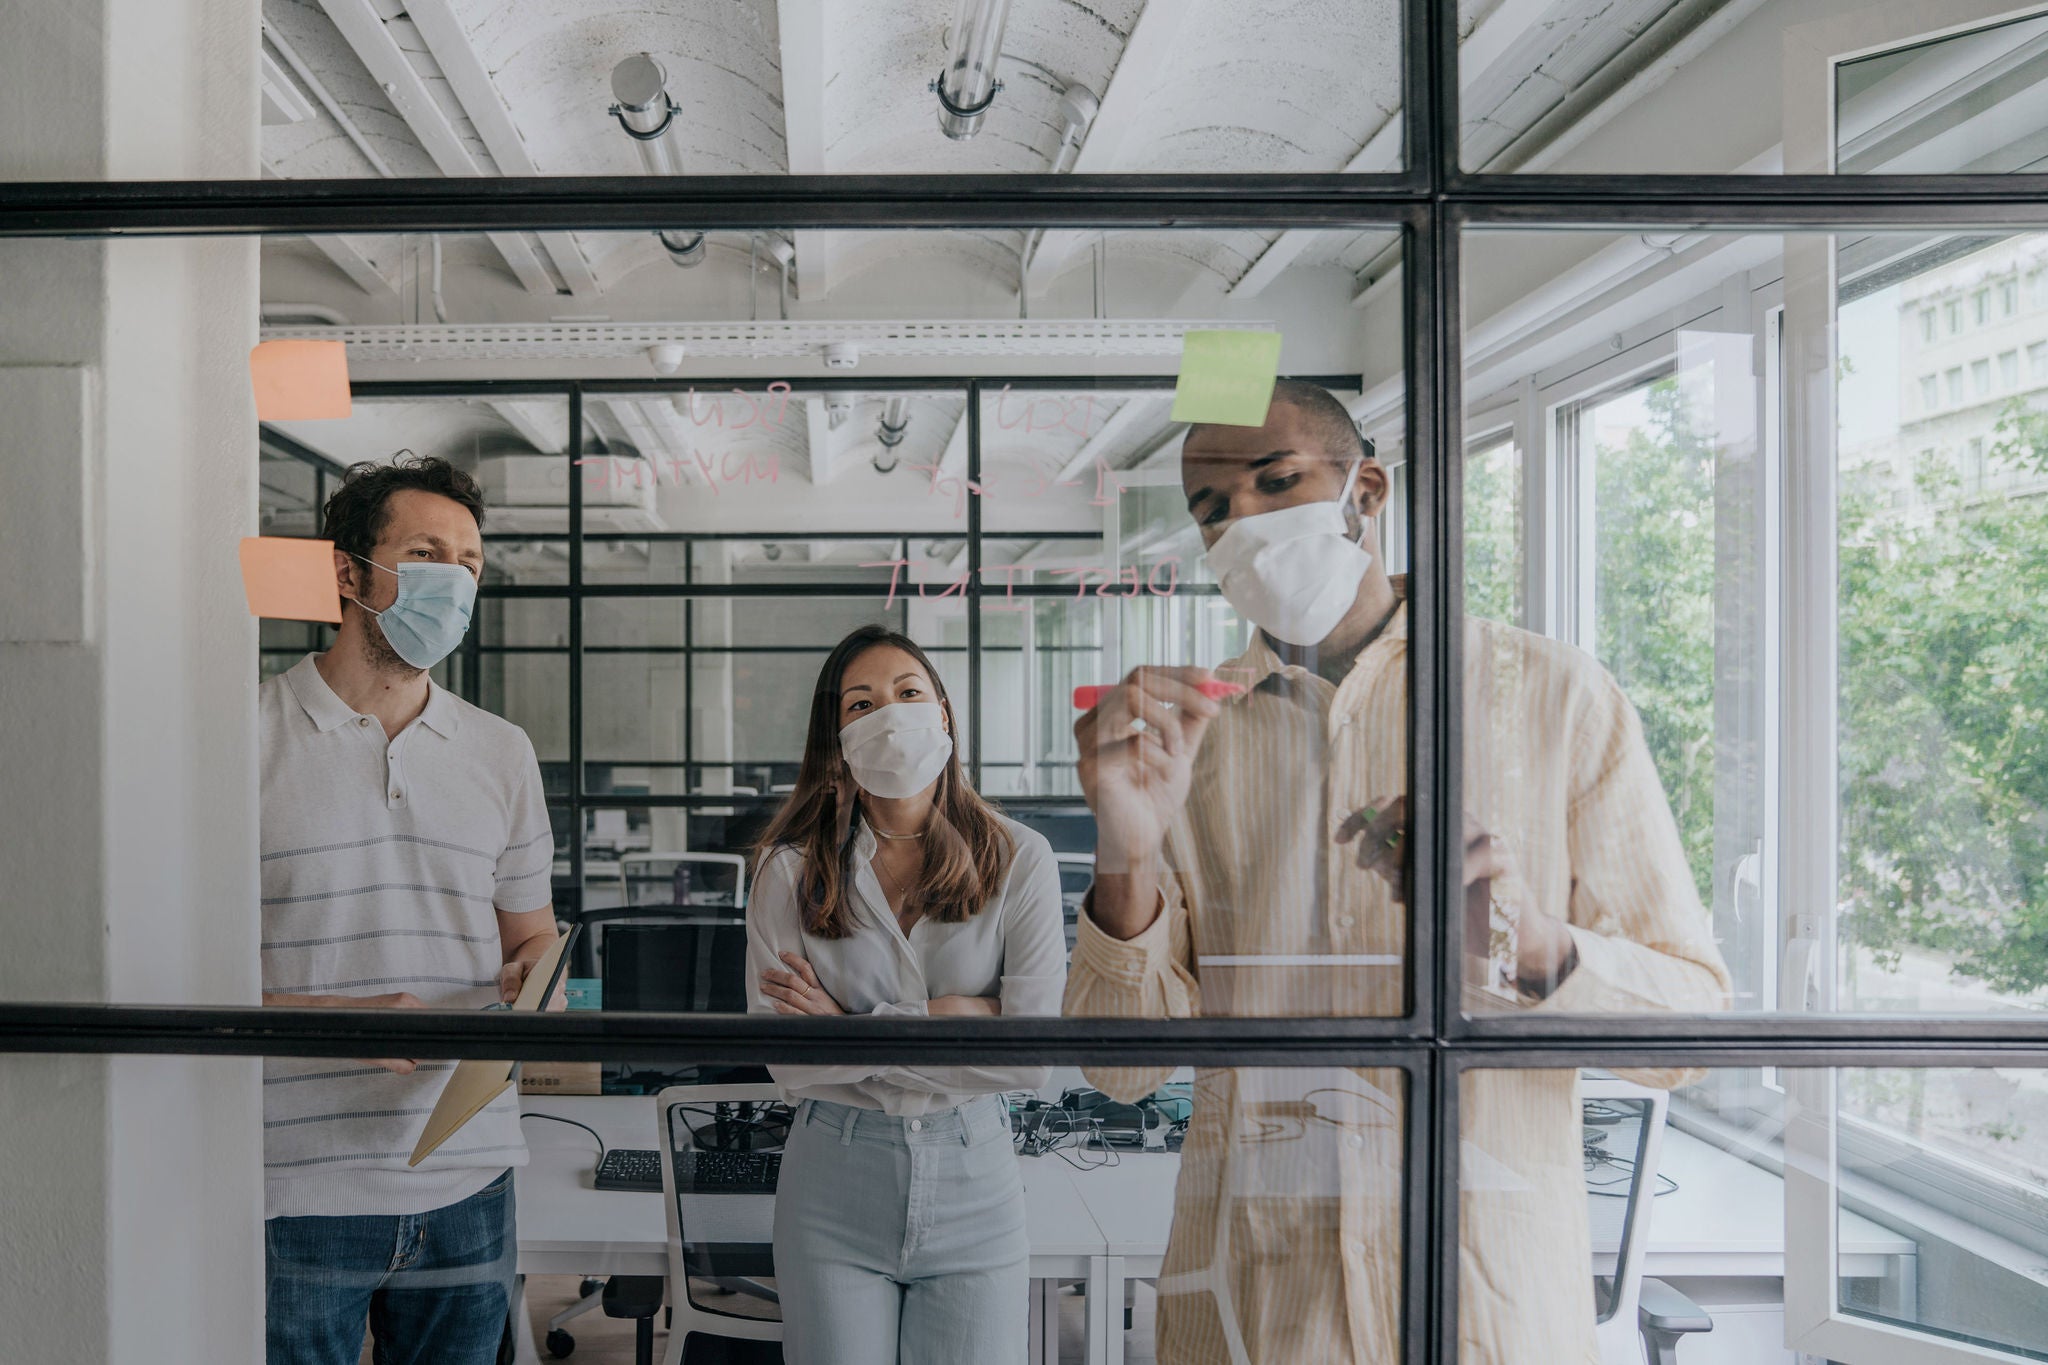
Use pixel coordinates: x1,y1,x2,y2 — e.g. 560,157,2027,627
1072,680,1246,710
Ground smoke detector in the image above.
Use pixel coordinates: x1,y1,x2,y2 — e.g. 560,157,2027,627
646,342,686,375
822,342,860,369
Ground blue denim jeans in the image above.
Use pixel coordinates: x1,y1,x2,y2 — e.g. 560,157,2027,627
773,1096,1027,1365
265,1170,516,1365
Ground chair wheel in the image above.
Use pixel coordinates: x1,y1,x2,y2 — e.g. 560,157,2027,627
579,1277,603,1297
545,1327,575,1358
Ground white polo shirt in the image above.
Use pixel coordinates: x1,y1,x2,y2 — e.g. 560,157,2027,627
260,653,554,1218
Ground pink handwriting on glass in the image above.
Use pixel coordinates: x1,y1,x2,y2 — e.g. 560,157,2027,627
908,457,1125,516
860,557,1180,610
992,387,1101,439
573,384,793,496
577,451,781,496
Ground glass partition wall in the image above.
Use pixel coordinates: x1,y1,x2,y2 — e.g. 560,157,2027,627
11,4,2048,1365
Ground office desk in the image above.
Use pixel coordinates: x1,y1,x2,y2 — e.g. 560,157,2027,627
516,1096,1119,1365
1060,1128,1920,1364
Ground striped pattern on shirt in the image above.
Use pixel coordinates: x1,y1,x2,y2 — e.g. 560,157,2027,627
260,654,554,1219
1065,592,1730,1364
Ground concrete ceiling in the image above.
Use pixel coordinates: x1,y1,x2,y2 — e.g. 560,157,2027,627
259,0,1704,299
255,0,1737,564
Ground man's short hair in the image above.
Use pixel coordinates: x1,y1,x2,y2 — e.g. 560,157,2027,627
1185,379,1372,466
1268,379,1372,465
319,451,486,562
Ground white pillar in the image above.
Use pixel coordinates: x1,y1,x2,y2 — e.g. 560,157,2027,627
0,2,263,1362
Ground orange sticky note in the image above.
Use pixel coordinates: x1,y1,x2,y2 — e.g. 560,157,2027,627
249,339,351,420
238,537,342,623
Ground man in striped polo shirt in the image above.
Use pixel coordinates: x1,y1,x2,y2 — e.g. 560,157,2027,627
260,454,557,1365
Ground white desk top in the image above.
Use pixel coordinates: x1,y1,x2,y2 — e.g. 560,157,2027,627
518,1094,668,1274
519,1098,1917,1283
518,1095,1103,1277
1059,1127,1917,1274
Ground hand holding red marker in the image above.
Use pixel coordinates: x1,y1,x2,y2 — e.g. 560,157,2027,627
1073,679,1245,710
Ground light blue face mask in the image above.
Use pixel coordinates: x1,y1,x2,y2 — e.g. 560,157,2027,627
348,554,478,671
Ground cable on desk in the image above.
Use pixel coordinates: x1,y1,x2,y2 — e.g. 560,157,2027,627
521,1111,607,1162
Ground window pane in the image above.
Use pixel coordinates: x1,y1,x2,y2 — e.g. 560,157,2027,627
1470,3,2048,177
1464,1065,2048,1365
1839,232,2048,1017
1464,435,1523,626
16,1049,1404,1363
249,2,1403,182
1462,225,2048,1022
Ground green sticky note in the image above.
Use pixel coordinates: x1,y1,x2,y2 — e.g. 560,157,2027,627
1170,330,1283,426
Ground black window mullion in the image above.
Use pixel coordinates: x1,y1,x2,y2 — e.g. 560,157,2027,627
567,386,585,919
967,380,983,786
1418,6,1458,1364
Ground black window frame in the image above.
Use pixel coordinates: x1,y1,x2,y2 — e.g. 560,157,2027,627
8,6,2048,1363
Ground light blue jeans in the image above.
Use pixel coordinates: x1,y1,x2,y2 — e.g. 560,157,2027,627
773,1095,1027,1365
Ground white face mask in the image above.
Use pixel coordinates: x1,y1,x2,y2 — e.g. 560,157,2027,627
839,700,954,799
1202,457,1374,646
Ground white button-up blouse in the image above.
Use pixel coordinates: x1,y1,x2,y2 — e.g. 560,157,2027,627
745,814,1068,1116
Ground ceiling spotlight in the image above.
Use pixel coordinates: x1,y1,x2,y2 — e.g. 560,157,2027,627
824,391,853,430
646,342,685,375
933,0,1012,140
610,54,705,268
822,342,860,369
761,543,783,562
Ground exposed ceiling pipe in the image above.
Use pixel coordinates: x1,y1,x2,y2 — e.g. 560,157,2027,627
874,397,912,473
1018,82,1098,316
934,0,1013,140
260,303,350,327
610,53,705,267
430,235,449,324
765,236,795,321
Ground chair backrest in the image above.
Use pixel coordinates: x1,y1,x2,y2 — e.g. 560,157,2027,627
1053,852,1095,946
655,1084,786,1360
619,851,750,910
1580,1073,1670,1365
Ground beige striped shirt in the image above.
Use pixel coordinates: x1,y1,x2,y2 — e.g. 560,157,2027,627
1064,594,1730,1364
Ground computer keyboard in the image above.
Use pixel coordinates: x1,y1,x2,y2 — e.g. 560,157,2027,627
593,1147,782,1194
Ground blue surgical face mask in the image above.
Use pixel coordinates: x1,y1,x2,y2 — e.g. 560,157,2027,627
348,554,478,671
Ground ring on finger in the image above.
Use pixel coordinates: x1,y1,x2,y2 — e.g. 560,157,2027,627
1129,717,1151,735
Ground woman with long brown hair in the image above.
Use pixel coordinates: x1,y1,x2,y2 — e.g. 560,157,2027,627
744,624,1065,1365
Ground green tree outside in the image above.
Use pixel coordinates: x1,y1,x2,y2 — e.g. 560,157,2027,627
1838,400,2048,996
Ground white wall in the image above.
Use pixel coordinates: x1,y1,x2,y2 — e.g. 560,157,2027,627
0,1,262,1361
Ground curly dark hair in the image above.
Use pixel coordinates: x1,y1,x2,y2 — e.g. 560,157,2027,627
319,451,486,562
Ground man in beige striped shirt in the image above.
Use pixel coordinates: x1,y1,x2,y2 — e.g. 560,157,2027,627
1065,381,1729,1363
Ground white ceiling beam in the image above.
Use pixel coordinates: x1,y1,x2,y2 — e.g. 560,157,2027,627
1023,2,1191,293
263,26,396,177
804,396,837,485
262,155,395,298
401,0,598,297
604,400,671,465
484,400,566,454
1053,395,1160,483
300,234,395,298
1230,0,1558,299
314,0,555,296
776,0,835,299
937,404,969,478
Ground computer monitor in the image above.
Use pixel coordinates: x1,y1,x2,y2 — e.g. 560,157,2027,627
601,922,751,1014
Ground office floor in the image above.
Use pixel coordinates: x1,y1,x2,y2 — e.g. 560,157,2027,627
346,1276,1157,1364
